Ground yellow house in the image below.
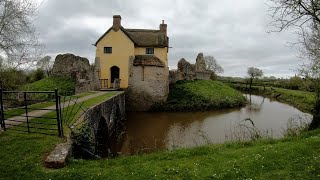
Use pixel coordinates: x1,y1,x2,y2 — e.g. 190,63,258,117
94,15,169,89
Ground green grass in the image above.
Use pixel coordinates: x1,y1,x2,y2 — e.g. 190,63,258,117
21,76,76,95
0,126,319,179
153,80,246,111
229,83,315,113
0,91,121,179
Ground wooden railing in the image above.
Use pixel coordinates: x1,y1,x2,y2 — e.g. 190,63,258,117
99,79,108,89
99,79,121,89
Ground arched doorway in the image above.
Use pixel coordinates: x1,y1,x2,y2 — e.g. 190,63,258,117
110,66,120,84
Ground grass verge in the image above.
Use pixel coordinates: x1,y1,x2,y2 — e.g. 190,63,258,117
229,83,315,113
0,126,319,179
152,80,246,111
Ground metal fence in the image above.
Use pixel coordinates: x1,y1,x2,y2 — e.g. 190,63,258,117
0,89,63,137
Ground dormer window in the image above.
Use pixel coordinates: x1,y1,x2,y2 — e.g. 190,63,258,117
104,47,112,54
146,48,154,54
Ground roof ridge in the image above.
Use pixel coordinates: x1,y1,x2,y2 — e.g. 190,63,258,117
125,28,160,32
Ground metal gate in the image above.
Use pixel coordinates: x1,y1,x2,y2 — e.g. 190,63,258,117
0,89,63,137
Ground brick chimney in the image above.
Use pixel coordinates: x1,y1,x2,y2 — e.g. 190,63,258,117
113,15,121,31
159,20,167,35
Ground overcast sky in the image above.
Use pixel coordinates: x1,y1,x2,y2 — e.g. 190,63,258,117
34,0,301,78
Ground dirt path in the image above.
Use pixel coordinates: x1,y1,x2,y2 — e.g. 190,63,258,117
2,91,108,128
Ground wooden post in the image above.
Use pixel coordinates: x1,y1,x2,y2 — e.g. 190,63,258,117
0,89,5,130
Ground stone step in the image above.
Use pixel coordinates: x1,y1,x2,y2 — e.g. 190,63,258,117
45,142,72,169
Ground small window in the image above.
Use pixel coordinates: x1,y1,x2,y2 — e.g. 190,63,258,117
104,47,112,54
146,48,154,54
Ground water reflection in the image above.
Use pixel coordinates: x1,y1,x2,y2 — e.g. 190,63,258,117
119,94,311,155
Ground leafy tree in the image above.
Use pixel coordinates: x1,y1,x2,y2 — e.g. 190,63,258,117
0,66,27,90
288,76,303,90
247,67,263,91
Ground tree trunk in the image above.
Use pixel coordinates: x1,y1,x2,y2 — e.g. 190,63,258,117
249,78,253,93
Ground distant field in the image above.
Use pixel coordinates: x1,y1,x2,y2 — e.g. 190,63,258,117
152,80,246,111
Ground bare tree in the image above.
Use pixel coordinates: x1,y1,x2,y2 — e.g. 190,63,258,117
247,67,263,91
37,56,53,76
269,0,320,129
268,0,320,31
204,56,224,75
0,0,42,69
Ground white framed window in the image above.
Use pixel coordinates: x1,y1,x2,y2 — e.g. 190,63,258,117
104,47,112,54
146,48,154,54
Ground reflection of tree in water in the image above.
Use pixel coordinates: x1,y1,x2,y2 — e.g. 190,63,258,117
244,94,265,114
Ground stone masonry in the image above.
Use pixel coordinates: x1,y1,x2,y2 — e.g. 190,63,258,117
169,53,211,84
52,53,99,93
126,56,169,111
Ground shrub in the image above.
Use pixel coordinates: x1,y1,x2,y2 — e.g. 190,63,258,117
71,124,96,159
0,67,28,90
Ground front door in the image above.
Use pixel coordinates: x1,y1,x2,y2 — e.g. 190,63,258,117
110,66,120,83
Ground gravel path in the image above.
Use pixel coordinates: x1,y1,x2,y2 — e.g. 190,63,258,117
2,91,108,128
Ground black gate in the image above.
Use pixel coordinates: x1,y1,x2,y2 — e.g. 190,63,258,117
0,89,63,137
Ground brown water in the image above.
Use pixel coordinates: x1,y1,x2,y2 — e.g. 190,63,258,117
118,94,311,155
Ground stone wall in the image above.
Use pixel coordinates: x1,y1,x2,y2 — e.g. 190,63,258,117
196,71,211,80
126,57,169,111
52,53,99,93
84,92,126,136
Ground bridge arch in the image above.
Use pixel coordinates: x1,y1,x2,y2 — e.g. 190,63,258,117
95,116,110,157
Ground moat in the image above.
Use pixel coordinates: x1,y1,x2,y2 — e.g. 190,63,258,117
118,94,311,155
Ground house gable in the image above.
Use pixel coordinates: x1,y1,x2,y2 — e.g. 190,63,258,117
95,27,136,46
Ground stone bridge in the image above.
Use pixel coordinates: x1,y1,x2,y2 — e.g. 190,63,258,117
84,91,126,156
46,91,126,168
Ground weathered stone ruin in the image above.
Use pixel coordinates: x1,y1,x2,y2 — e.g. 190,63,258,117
195,53,206,72
169,53,211,84
126,55,169,111
51,53,99,93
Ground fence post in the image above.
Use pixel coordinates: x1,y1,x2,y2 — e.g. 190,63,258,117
24,92,30,134
0,89,5,130
55,89,63,137
59,96,63,136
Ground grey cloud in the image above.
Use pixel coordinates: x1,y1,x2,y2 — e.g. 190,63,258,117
34,0,302,78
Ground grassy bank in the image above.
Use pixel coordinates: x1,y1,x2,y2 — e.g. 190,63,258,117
21,77,76,95
0,126,319,179
152,80,246,111
229,83,315,113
